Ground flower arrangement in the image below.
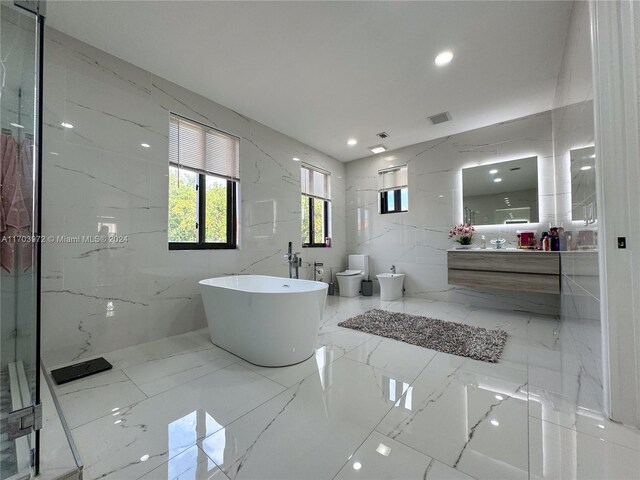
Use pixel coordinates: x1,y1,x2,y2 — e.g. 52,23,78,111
449,223,475,246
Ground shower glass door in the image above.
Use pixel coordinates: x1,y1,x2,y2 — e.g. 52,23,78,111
0,2,42,478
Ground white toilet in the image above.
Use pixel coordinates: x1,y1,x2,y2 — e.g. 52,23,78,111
336,254,369,297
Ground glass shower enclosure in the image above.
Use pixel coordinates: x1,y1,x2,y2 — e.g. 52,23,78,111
0,1,43,478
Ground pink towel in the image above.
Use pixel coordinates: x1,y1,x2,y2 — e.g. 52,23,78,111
19,139,34,272
0,134,17,234
1,134,18,272
0,134,34,273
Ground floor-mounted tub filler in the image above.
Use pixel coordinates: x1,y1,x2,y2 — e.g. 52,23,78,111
199,275,328,366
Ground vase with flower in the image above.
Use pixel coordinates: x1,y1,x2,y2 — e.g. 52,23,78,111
449,223,475,249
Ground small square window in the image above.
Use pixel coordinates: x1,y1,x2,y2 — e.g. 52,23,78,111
379,166,408,214
380,188,408,214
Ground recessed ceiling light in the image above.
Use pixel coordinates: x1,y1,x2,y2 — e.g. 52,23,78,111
369,144,387,154
494,178,502,183
141,143,150,148
581,165,592,171
353,462,362,471
490,419,500,426
347,138,358,146
590,154,596,158
140,454,150,462
50,152,59,156
10,123,24,129
598,424,605,429
376,443,391,456
489,169,499,174
61,122,74,129
495,395,504,401
292,157,301,162
434,50,454,67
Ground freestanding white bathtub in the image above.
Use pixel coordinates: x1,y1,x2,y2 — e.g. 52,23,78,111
199,275,328,367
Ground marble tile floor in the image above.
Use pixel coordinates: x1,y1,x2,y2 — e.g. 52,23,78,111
47,295,640,480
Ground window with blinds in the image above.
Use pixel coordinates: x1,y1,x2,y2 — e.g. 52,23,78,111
301,164,331,247
301,164,331,200
379,165,408,214
169,114,239,180
168,114,239,249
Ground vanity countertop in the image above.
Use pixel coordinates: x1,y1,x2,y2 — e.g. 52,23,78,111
446,248,556,253
446,248,597,253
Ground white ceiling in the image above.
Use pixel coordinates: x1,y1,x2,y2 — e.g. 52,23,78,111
46,1,574,162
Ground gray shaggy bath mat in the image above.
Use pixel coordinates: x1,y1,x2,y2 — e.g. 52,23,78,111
338,309,507,363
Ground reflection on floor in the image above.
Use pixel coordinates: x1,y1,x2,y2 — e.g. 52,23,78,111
49,296,640,480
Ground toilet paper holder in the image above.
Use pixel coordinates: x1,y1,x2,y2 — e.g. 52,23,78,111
313,262,324,282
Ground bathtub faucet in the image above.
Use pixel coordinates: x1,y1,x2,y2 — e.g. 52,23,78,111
284,241,301,279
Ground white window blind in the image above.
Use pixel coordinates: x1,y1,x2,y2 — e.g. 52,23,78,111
169,114,240,180
378,165,408,192
301,164,331,200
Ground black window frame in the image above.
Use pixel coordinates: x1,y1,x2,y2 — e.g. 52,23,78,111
380,187,408,214
168,164,238,250
302,194,330,248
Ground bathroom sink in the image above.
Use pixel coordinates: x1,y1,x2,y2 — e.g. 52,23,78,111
376,273,406,301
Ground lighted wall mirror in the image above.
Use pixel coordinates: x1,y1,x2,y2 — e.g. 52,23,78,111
462,156,539,225
570,146,596,225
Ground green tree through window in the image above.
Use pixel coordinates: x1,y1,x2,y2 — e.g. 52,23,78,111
169,166,198,242
204,175,228,243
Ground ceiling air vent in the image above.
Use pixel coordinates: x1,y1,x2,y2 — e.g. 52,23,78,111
377,132,389,139
428,111,452,125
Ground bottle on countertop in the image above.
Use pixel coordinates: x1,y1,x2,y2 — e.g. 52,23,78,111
541,232,550,251
549,227,559,251
558,228,567,251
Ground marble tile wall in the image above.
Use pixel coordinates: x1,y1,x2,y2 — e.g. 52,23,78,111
41,28,347,366
550,1,602,412
345,111,561,315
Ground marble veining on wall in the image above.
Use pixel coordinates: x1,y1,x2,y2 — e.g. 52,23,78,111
346,111,560,315
41,28,346,366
